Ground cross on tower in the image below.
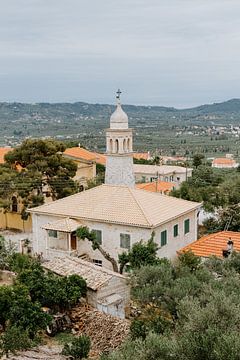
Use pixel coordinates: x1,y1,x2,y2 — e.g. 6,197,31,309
116,89,122,99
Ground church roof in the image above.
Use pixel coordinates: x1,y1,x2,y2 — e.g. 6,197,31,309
29,184,201,228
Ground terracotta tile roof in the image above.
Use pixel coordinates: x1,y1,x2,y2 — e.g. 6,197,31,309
134,164,192,175
64,147,106,165
43,256,126,291
42,218,81,232
136,181,175,193
133,152,150,160
29,184,201,228
178,231,240,258
0,147,12,164
212,158,237,165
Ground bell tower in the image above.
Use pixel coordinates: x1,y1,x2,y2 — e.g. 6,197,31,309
105,90,135,187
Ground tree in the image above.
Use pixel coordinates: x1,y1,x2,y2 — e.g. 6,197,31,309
76,226,119,272
203,204,240,233
102,256,240,360
118,233,160,273
192,153,204,168
0,326,33,357
0,235,16,270
17,265,87,311
62,335,91,359
4,139,78,202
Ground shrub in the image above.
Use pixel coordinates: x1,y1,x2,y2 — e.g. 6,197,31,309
62,335,91,359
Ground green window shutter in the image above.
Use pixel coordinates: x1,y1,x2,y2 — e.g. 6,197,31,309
184,219,190,234
161,230,167,247
48,230,57,238
120,233,131,250
92,230,102,245
173,224,178,237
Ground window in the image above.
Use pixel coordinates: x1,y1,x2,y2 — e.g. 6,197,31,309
173,224,178,237
48,230,57,238
161,230,167,247
92,259,102,267
92,229,102,245
120,233,131,250
12,196,18,212
184,219,190,234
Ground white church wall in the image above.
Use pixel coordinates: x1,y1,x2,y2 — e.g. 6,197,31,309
32,207,198,270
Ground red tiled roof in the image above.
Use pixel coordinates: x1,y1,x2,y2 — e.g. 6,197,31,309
133,152,150,160
178,231,240,258
64,147,106,165
212,158,236,165
136,181,175,193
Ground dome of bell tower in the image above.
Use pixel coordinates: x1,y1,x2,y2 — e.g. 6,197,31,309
110,89,128,129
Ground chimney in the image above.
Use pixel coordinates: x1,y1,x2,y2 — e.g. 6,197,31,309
222,238,234,258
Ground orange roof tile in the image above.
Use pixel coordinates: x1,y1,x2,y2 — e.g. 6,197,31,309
0,147,12,164
136,181,175,193
212,158,236,165
64,147,106,165
133,152,150,160
178,231,240,258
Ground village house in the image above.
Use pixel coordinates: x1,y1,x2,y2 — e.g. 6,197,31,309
136,180,175,194
134,164,192,188
63,147,99,189
212,155,239,169
43,256,130,319
29,91,201,270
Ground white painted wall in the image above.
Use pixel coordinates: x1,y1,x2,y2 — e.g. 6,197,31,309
32,208,199,271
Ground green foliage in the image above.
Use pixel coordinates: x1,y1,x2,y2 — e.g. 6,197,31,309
17,267,87,311
103,256,240,360
118,233,160,273
8,252,40,273
3,139,78,205
203,204,240,232
177,250,201,271
192,153,204,168
0,326,34,356
62,334,91,359
0,284,51,337
0,235,16,270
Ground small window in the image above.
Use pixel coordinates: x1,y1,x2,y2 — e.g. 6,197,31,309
184,219,190,234
12,196,18,213
173,224,178,237
48,230,58,238
92,259,102,267
120,233,131,250
92,229,102,245
161,230,167,247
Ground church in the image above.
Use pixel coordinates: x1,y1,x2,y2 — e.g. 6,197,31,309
29,92,201,270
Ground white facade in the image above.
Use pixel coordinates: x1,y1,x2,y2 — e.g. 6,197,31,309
105,93,135,188
134,164,192,188
31,208,199,271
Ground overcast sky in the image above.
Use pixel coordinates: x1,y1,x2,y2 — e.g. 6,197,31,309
0,0,240,107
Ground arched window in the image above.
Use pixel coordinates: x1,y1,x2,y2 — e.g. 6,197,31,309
109,138,113,153
12,196,18,213
123,139,127,152
127,138,131,152
115,139,119,153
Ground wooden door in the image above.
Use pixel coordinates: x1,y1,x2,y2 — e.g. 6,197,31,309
71,233,77,250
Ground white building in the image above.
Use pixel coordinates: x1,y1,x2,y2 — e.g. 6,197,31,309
29,91,201,270
134,164,192,188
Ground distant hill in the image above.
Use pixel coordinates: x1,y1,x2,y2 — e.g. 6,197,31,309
186,98,240,114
